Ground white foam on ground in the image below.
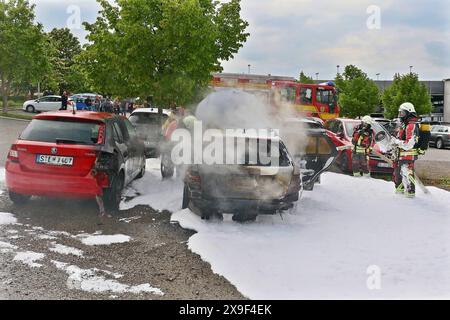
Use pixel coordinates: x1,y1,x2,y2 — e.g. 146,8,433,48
13,251,45,268
51,260,164,296
120,159,183,212
0,212,17,225
169,172,450,299
49,243,84,257
0,241,18,250
79,235,131,246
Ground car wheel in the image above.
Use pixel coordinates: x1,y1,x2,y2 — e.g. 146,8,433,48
182,184,190,209
436,138,444,149
26,105,35,113
136,158,146,179
103,172,124,213
9,191,31,205
340,152,351,173
161,153,174,179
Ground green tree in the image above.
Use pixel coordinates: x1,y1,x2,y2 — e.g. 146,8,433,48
47,28,88,94
80,0,249,106
381,73,432,119
334,65,379,118
0,0,51,112
299,71,314,84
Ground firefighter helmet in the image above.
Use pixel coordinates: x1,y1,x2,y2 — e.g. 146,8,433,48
398,102,416,121
362,115,373,124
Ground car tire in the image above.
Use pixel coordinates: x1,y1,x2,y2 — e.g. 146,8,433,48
26,105,35,113
340,152,351,173
182,184,190,209
161,153,174,179
9,191,31,205
436,138,444,149
103,172,124,213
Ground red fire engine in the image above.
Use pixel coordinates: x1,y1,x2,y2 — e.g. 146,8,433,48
210,74,340,121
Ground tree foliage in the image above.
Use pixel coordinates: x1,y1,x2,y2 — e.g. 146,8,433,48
334,65,379,118
80,0,249,106
299,71,314,84
47,28,89,94
381,73,432,119
0,0,51,111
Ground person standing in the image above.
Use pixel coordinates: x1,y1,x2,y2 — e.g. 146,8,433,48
351,116,375,177
60,91,68,110
391,103,420,198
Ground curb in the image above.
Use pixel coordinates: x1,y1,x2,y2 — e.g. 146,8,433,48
0,115,32,122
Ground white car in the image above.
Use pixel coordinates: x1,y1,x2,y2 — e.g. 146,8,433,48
23,95,63,113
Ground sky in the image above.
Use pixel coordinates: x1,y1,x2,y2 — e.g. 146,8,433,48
30,0,450,80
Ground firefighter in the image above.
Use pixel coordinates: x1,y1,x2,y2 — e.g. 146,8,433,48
391,102,420,197
351,116,375,177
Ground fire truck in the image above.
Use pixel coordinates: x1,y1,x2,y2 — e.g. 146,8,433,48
210,74,340,121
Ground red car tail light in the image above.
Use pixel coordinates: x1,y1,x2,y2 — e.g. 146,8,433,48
7,145,19,163
186,167,201,185
97,124,106,144
287,173,301,194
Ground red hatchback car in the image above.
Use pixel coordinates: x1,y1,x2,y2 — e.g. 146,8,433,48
324,118,394,174
5,111,146,211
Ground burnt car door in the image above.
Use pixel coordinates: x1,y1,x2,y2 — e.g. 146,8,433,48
297,128,338,190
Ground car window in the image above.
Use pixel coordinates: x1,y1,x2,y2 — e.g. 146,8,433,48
300,87,313,105
123,119,137,139
39,97,50,102
112,122,124,143
129,112,167,125
20,119,101,145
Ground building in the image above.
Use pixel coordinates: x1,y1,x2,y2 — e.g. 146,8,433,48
444,79,450,123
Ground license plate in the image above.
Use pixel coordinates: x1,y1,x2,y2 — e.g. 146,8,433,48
377,162,392,168
36,154,74,166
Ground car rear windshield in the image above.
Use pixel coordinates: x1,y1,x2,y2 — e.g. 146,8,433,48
129,113,168,125
20,119,101,145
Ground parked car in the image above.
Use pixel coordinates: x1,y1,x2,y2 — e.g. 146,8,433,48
71,93,102,111
23,95,62,113
5,111,146,212
182,132,302,222
325,118,393,174
129,108,170,158
429,124,450,149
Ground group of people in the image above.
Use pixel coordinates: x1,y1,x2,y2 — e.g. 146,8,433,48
351,102,423,198
59,91,138,115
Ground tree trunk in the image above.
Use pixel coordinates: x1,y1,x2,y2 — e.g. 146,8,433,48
1,72,7,113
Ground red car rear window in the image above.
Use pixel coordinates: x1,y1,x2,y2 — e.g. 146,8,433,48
20,119,101,145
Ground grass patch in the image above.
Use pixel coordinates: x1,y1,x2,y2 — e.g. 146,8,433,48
0,112,33,121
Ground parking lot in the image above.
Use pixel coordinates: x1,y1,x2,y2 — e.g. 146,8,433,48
0,118,243,300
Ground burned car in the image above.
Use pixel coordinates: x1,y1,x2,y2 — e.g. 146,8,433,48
182,132,302,222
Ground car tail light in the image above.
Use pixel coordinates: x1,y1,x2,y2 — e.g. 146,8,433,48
7,145,19,163
186,167,201,185
94,152,116,171
97,124,106,144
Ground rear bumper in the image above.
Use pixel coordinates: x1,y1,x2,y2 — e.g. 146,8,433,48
5,161,103,199
191,192,299,214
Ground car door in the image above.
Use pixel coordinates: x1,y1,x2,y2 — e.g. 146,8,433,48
123,118,144,173
116,118,138,181
35,97,51,111
48,97,62,111
111,119,133,185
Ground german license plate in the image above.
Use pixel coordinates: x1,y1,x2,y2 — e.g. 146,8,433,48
36,154,74,166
